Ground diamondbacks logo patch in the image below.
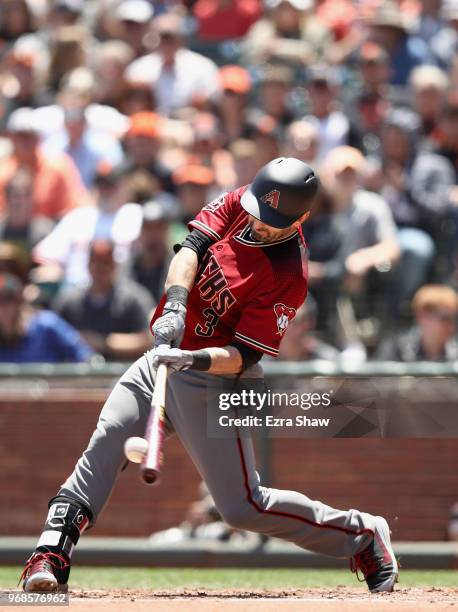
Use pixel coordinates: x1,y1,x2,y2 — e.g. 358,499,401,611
274,303,296,336
261,189,280,209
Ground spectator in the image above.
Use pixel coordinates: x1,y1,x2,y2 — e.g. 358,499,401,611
125,13,220,115
435,101,458,186
187,112,234,191
0,242,30,283
171,163,215,243
33,66,130,143
228,139,258,187
315,0,358,43
216,65,251,144
430,0,458,69
278,299,340,361
414,0,444,44
0,0,35,44
188,112,222,162
284,119,319,167
243,0,331,68
377,285,458,361
172,163,215,220
356,43,392,100
448,52,458,88
193,0,261,42
368,1,433,87
375,108,455,283
47,0,84,28
118,80,156,116
256,64,296,127
43,88,124,188
0,273,92,363
409,65,449,142
47,25,89,92
33,163,143,287
121,198,172,304
119,111,175,193
92,40,135,111
246,113,282,171
301,190,350,334
322,146,400,323
123,170,161,206
345,43,392,156
0,168,53,260
114,0,154,59
53,240,154,360
433,101,458,278
0,51,51,129
304,66,350,160
0,108,87,220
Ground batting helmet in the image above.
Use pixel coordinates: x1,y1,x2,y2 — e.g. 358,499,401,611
241,157,319,229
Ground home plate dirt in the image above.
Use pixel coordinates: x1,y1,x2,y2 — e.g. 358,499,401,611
49,587,458,612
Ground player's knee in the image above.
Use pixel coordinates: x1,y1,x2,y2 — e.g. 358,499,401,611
219,503,260,531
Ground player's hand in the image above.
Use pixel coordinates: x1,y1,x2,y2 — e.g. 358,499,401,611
152,345,194,372
152,302,187,348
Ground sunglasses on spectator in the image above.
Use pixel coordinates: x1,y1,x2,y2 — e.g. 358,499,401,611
123,20,145,27
89,253,115,267
428,309,456,323
159,32,179,42
310,79,331,90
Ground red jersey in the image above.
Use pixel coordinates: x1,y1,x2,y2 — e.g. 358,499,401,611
150,187,308,357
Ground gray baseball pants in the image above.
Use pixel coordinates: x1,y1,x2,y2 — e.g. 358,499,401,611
58,352,376,558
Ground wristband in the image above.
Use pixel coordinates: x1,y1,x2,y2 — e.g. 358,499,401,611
190,349,212,371
166,285,189,307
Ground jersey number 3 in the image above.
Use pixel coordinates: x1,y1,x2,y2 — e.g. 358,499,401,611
195,308,219,337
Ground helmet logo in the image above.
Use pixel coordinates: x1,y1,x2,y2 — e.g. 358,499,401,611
261,189,280,209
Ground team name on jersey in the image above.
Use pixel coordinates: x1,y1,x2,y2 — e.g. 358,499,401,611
195,253,236,337
202,192,228,213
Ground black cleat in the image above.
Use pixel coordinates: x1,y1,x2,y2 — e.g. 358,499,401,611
351,516,398,593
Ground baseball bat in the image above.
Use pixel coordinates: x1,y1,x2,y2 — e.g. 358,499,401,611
140,362,168,485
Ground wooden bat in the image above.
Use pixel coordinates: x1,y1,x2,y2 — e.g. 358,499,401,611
140,362,168,485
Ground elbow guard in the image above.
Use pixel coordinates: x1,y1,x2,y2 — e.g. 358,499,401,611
174,228,214,261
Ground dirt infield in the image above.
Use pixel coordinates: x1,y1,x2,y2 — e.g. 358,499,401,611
37,587,455,611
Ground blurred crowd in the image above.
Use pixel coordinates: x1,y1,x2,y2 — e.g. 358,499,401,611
0,0,457,363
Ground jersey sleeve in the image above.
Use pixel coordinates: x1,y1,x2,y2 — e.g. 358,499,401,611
188,189,240,242
234,280,307,357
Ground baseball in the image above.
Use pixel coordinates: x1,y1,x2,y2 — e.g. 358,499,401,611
124,437,148,463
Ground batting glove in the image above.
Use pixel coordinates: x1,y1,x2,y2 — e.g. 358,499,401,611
152,301,187,348
152,345,194,372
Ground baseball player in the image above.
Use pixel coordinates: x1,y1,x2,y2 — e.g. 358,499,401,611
20,158,398,593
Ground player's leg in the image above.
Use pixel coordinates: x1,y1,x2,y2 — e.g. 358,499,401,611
20,353,169,592
165,366,397,592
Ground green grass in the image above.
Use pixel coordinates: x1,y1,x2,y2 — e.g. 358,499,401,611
1,567,458,590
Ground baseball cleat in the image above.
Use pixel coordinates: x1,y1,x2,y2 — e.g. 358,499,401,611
351,516,398,593
19,551,68,593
